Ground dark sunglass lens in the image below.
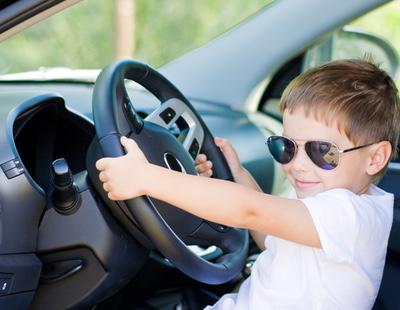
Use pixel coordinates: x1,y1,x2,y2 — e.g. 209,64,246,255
305,141,339,170
267,136,296,164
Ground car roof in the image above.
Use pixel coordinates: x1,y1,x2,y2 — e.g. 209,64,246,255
160,0,390,109
0,0,81,40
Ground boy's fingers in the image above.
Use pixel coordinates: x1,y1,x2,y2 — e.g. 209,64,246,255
199,171,212,177
196,164,207,174
103,182,110,192
195,154,207,164
108,192,117,201
198,165,213,177
214,137,236,157
214,137,229,151
99,171,108,182
96,158,109,171
120,136,138,154
214,136,226,145
202,169,213,177
195,161,213,173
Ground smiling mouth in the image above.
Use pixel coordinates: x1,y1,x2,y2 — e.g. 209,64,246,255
297,180,319,183
295,179,320,187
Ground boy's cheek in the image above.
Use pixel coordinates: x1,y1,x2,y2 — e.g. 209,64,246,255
281,164,291,177
281,164,296,186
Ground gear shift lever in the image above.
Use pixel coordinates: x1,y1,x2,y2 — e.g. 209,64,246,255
51,158,80,214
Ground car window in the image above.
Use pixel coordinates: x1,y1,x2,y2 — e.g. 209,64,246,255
351,0,400,78
0,0,272,75
260,1,400,120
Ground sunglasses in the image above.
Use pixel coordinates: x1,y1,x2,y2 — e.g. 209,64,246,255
266,135,374,170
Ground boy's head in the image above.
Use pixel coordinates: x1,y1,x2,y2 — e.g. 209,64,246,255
275,59,400,197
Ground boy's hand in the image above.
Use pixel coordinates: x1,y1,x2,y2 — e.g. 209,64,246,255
195,153,213,177
96,136,150,201
195,137,244,180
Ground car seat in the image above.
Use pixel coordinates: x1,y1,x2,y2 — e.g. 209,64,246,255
373,161,400,309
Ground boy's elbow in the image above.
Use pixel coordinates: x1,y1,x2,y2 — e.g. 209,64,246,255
229,190,268,230
235,205,263,230
236,200,277,233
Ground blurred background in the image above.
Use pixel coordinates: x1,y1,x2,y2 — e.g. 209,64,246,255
0,0,271,72
0,0,399,82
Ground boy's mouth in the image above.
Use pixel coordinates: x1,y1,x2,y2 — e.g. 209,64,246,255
294,179,320,188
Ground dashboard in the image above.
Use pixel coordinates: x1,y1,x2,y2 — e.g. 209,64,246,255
2,82,275,193
0,81,276,309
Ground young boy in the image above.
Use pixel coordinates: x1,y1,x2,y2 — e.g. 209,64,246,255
96,59,400,309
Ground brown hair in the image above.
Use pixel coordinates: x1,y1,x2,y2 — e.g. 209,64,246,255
280,59,400,180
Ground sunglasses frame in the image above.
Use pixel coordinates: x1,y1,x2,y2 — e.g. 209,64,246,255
267,135,374,170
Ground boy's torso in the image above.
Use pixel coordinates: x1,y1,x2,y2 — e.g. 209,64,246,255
208,185,393,309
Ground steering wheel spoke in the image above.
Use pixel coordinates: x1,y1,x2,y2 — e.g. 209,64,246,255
145,98,204,160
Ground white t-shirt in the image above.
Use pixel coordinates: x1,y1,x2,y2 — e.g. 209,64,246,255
205,185,393,309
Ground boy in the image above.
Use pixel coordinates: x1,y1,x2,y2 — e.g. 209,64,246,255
96,60,399,309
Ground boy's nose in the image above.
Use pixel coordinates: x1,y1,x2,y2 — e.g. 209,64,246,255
290,147,312,171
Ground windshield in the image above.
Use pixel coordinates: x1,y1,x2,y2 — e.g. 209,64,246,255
0,0,272,75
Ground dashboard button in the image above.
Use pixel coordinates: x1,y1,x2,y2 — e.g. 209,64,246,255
0,278,12,295
1,160,16,172
189,138,199,159
4,167,23,179
159,107,176,124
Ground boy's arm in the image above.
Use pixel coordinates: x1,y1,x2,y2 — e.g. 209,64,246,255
233,168,267,250
195,143,267,250
97,137,321,249
196,138,267,250
145,164,321,248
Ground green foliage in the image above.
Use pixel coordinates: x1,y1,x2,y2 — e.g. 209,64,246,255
350,1,400,83
0,0,271,73
0,0,115,73
134,0,271,66
1,0,399,76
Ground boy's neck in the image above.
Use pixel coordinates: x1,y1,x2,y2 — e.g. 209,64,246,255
357,182,371,195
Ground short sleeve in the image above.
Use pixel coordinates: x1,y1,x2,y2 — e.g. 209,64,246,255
301,189,361,263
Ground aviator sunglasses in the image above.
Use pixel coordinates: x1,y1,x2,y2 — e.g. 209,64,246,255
266,135,374,170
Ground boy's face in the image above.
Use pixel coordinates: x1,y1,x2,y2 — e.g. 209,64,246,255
282,108,371,198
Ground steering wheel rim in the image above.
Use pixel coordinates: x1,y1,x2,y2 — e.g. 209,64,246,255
92,59,248,284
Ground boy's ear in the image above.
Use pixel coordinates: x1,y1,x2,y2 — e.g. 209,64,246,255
366,141,392,176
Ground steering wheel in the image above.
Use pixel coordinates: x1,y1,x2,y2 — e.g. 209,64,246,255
91,59,248,284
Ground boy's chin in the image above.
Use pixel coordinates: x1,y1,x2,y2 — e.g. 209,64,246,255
295,187,322,199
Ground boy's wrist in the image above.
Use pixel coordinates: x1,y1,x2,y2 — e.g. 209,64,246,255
232,166,261,191
141,163,158,196
233,166,248,182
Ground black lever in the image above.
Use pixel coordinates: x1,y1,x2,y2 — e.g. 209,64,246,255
51,158,80,214
124,99,144,133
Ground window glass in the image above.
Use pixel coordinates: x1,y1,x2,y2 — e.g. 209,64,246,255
304,2,400,83
262,2,400,118
0,0,272,74
350,1,400,83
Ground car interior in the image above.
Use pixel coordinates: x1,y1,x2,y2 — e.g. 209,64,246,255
0,0,399,309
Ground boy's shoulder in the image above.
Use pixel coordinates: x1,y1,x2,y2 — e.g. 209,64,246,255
300,184,393,205
299,185,393,263
299,184,393,234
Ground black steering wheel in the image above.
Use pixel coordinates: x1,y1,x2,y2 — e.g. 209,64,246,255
91,59,248,284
